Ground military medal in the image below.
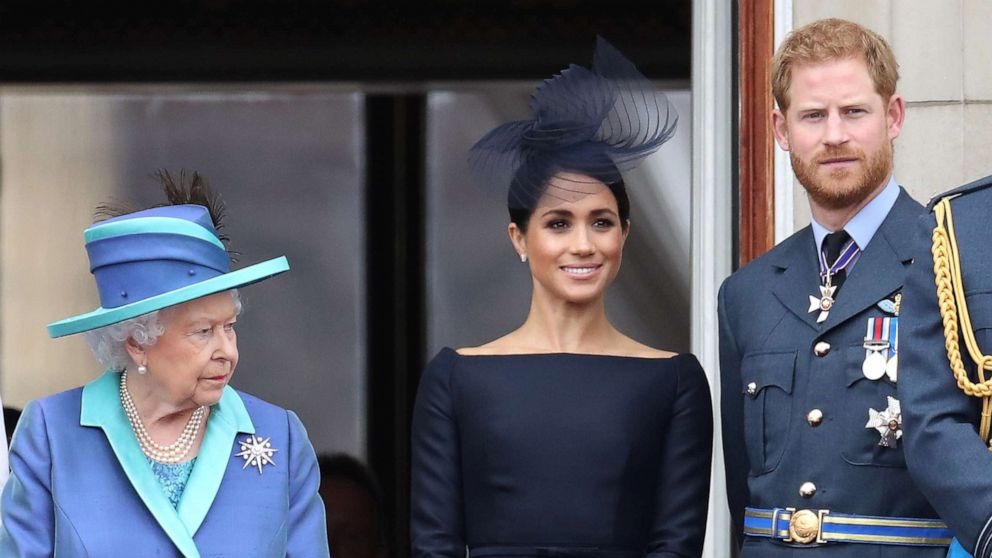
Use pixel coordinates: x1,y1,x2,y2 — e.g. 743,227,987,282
808,284,838,324
866,396,902,449
885,294,901,382
809,236,860,323
868,293,902,381
863,316,897,381
863,350,887,380
885,318,899,382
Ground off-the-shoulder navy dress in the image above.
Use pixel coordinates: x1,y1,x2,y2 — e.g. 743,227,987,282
411,347,713,558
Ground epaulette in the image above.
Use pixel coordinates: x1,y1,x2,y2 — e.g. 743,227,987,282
927,174,992,210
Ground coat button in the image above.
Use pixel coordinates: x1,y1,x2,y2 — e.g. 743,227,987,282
746,382,757,396
799,482,817,498
807,409,823,427
813,341,831,357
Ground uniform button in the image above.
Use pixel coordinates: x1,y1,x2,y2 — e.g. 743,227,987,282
746,382,757,396
813,341,831,357
807,409,824,427
799,482,817,498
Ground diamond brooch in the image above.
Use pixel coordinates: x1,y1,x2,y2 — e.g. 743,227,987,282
235,434,278,474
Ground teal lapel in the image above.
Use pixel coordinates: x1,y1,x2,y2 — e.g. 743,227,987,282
80,372,201,558
176,386,254,537
80,373,257,557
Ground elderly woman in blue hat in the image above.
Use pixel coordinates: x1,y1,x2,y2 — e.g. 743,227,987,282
0,172,329,557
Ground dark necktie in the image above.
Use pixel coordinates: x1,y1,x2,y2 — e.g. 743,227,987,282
823,230,852,291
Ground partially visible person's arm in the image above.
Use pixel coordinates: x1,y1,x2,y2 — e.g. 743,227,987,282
900,211,992,557
0,393,8,492
410,350,466,558
0,401,55,557
718,281,749,549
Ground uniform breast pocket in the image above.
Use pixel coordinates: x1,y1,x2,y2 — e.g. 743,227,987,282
740,351,796,476
841,344,906,468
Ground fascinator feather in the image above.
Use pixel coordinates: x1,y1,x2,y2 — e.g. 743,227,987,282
469,36,678,210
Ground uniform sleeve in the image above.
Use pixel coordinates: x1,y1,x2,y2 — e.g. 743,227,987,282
646,355,713,558
0,391,8,490
899,211,992,557
718,280,749,549
410,350,466,558
285,410,331,558
0,401,55,558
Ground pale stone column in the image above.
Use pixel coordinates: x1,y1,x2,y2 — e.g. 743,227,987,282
1,94,124,408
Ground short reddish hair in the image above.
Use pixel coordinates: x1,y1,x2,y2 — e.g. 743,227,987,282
772,18,899,111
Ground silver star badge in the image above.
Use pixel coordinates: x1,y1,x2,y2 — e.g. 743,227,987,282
808,284,837,323
235,434,278,474
866,396,902,449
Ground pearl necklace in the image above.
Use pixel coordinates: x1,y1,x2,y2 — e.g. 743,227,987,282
119,371,206,464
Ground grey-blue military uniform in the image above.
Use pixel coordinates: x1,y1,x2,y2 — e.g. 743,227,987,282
901,174,992,558
719,184,950,556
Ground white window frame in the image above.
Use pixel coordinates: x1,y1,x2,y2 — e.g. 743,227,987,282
691,0,733,556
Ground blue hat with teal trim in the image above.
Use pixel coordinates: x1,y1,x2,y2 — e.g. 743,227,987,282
47,204,289,338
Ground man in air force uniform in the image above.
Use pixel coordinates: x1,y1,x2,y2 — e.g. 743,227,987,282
719,18,950,556
901,175,992,558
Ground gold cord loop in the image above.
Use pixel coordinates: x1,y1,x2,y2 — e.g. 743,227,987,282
932,198,992,443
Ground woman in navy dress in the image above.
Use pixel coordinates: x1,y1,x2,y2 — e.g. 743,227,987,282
410,38,713,558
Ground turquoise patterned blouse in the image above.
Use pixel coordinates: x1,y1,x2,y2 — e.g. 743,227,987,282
147,458,197,509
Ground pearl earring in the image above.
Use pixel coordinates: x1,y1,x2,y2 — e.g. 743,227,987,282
519,253,528,263
137,364,147,375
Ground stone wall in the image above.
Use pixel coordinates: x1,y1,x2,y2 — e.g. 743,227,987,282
791,1,989,229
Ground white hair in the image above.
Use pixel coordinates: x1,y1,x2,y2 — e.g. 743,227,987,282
83,289,242,372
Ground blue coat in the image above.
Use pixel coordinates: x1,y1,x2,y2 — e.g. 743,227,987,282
900,175,992,558
719,189,945,556
0,371,329,557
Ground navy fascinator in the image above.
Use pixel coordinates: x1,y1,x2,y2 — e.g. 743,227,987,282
469,36,678,210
